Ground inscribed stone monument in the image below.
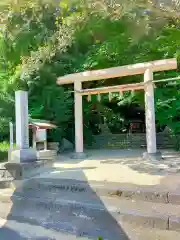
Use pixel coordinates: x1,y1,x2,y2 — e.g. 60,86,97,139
9,91,37,162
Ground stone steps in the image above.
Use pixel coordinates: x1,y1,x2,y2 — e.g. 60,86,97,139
0,216,90,240
2,217,180,240
14,178,180,205
0,186,180,238
1,177,180,239
0,192,127,239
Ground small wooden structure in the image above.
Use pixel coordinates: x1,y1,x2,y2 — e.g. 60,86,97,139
129,120,145,133
57,58,177,157
29,119,56,150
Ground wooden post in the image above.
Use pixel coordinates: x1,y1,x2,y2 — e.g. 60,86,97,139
9,122,14,149
144,69,157,154
74,81,84,154
32,128,36,149
44,141,47,150
44,130,47,150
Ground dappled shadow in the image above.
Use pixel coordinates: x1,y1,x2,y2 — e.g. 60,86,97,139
98,149,180,176
121,151,180,176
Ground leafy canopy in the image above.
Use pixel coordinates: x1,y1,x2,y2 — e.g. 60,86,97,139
0,0,179,143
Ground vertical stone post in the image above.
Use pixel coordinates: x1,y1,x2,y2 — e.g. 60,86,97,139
32,129,36,149
15,91,29,149
9,91,37,162
44,129,48,150
143,69,161,160
72,81,86,158
9,122,14,149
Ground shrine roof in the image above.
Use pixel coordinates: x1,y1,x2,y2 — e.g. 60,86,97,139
29,119,56,129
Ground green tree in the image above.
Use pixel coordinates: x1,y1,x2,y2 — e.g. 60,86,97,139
0,0,180,146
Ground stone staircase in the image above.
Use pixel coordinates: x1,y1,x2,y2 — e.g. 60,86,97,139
0,177,180,239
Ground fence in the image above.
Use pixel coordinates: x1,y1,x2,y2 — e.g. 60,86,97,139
86,133,176,149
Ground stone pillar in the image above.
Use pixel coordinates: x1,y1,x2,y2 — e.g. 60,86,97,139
15,91,29,149
9,91,37,163
72,81,86,159
143,69,161,160
32,129,36,149
44,141,48,150
9,122,14,149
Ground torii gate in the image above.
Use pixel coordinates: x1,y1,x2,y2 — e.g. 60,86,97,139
57,58,177,159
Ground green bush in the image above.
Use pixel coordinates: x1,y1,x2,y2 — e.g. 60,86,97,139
0,141,9,162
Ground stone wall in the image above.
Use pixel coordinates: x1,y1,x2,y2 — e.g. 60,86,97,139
86,133,176,149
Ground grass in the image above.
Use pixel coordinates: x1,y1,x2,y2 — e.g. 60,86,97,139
0,141,9,162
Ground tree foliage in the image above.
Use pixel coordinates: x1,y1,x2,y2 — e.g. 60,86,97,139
0,0,179,145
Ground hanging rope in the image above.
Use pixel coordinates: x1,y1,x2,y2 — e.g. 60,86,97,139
153,76,180,83
144,76,180,85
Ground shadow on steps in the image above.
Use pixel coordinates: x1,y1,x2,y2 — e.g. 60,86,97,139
0,170,130,240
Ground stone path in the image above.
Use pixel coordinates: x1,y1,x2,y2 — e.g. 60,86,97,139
1,149,180,239
35,149,180,191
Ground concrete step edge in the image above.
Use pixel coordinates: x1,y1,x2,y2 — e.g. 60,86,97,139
2,214,180,240
0,216,90,240
0,212,128,239
19,178,180,205
0,199,131,239
0,190,180,232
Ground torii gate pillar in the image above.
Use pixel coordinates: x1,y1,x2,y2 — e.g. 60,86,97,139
143,69,161,160
71,81,87,159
